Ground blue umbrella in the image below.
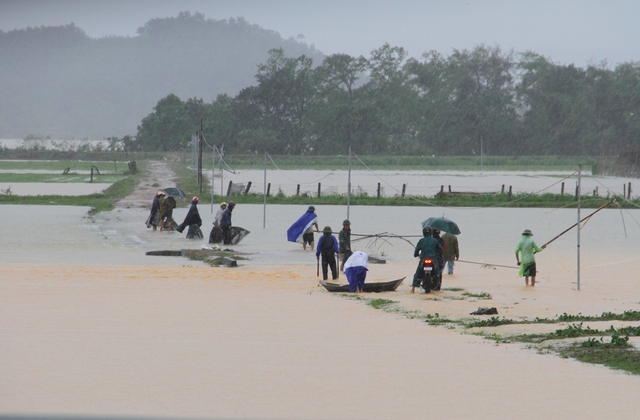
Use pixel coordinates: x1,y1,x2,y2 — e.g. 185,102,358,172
421,217,461,235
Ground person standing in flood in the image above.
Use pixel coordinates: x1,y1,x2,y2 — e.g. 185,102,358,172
208,202,227,243
515,229,546,286
442,232,459,275
432,229,445,290
316,226,339,280
161,195,177,231
287,206,319,251
220,201,236,245
176,197,202,238
146,190,163,231
339,219,352,272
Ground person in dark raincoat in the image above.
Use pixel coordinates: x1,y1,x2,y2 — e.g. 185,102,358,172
220,201,236,245
146,190,163,231
316,226,339,280
176,197,202,237
339,219,352,272
411,227,443,293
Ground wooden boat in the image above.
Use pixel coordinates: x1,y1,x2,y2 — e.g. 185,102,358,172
319,277,405,293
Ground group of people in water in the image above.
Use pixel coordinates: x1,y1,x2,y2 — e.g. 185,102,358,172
149,196,542,292
145,190,177,232
286,206,366,292
146,190,236,244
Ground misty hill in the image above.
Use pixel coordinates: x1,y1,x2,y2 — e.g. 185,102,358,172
0,12,324,139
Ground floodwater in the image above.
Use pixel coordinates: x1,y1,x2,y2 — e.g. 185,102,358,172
215,168,638,199
2,176,640,418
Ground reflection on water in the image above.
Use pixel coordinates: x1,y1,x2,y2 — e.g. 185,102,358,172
3,203,639,272
2,202,640,418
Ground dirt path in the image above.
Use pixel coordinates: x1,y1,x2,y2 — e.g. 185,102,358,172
115,160,176,209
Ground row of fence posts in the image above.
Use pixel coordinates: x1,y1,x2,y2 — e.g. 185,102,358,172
225,181,398,198
223,180,633,199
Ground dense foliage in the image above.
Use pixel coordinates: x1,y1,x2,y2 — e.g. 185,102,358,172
136,45,640,156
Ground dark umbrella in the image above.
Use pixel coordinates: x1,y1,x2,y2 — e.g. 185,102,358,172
421,217,461,235
162,187,186,201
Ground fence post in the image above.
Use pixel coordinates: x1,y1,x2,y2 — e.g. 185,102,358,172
227,181,233,196
296,184,300,196
90,167,94,183
501,184,505,194
377,183,381,199
624,184,626,198
561,182,565,195
244,182,252,194
629,182,632,199
317,183,321,198
401,184,406,198
508,185,512,200
448,185,452,192
266,183,271,197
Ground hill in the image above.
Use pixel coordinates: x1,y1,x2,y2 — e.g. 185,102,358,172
0,12,323,139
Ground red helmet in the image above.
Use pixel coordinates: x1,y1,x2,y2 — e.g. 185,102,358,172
193,196,199,202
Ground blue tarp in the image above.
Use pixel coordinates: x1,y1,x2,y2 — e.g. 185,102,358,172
287,211,317,243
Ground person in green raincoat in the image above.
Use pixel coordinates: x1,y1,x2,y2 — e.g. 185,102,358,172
515,229,546,287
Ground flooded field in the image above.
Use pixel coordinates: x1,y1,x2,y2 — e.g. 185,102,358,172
2,168,640,419
206,167,639,200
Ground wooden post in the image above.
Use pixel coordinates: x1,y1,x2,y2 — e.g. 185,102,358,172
244,181,252,194
90,167,94,183
401,184,406,198
501,184,505,194
317,183,321,198
629,182,632,199
448,185,452,192
377,183,381,199
440,185,444,194
296,184,300,196
576,185,579,199
508,185,512,200
227,181,233,196
623,184,626,198
266,183,271,197
561,182,565,195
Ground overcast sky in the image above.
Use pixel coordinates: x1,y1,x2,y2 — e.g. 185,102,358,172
1,0,638,67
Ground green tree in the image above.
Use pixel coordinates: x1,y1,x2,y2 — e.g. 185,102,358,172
517,54,595,155
310,53,369,154
233,48,316,154
136,94,194,150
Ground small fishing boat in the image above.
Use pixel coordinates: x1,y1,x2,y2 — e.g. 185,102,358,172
319,277,405,293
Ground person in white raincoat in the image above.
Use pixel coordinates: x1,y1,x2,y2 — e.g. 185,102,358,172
344,251,369,293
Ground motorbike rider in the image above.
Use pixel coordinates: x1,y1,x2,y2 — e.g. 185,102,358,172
411,226,443,294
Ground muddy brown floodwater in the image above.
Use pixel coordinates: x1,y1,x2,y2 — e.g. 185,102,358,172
1,161,640,419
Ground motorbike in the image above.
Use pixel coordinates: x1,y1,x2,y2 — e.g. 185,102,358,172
419,257,436,293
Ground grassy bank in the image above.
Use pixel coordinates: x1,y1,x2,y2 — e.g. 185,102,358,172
359,292,640,375
203,192,638,209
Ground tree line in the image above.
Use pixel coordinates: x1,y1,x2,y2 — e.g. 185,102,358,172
135,45,640,156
